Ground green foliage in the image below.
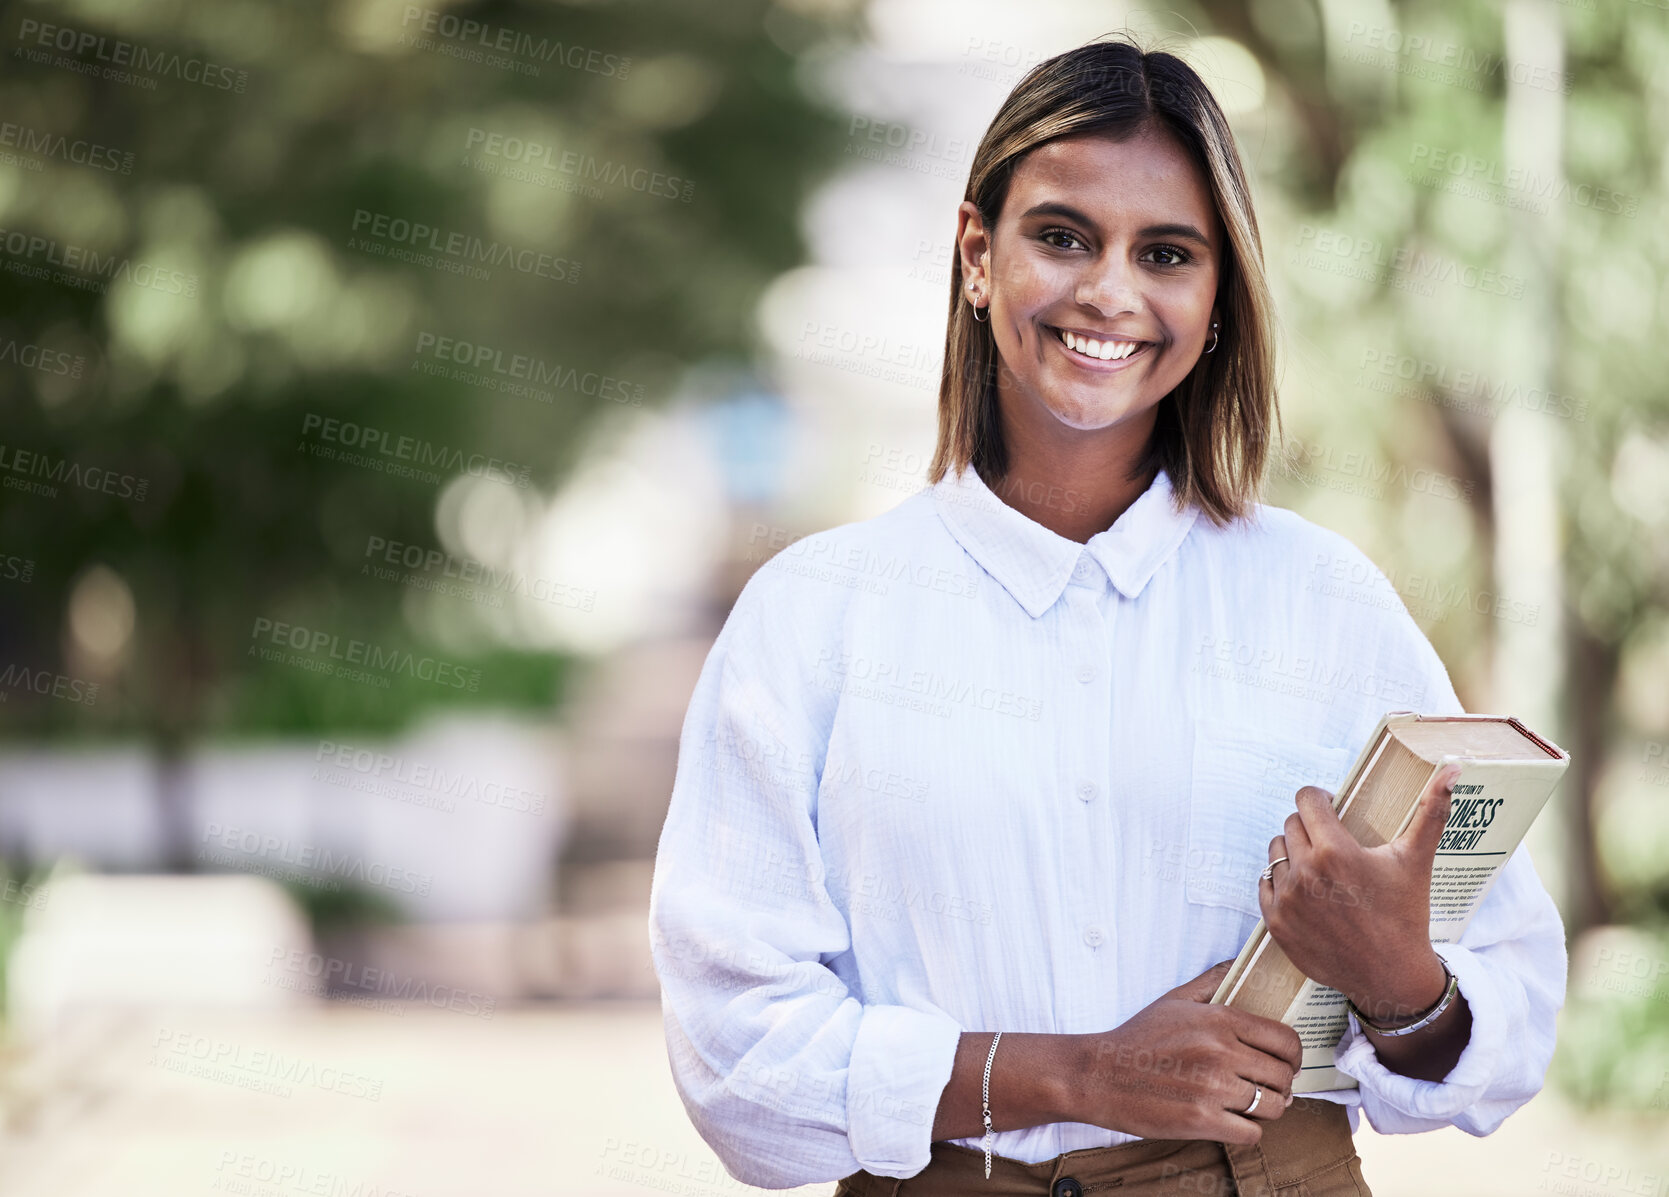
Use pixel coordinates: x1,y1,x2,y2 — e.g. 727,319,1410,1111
0,856,61,1027
0,0,857,745
275,875,406,940
1552,926,1669,1113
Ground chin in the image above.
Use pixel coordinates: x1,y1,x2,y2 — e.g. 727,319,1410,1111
1044,403,1138,431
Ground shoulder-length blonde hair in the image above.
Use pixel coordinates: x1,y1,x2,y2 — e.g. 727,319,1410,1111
927,36,1282,529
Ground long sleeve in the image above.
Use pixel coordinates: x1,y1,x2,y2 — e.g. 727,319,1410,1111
1335,843,1567,1133
646,560,964,1188
1332,566,1569,1133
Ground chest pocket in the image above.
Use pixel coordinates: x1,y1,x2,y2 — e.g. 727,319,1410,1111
1185,715,1353,918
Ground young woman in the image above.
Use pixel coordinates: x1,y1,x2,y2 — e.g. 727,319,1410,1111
648,36,1565,1197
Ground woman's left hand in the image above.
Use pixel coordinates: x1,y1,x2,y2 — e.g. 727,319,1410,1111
1258,763,1463,1022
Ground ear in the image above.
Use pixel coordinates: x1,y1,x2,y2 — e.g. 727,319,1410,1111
955,200,990,286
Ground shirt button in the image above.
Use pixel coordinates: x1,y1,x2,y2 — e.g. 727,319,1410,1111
1077,781,1097,802
1082,926,1103,948
1076,665,1096,684
1072,558,1094,581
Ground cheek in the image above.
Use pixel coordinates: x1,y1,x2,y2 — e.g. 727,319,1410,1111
997,254,1058,303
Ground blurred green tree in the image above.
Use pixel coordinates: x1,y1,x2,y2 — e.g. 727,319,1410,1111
1196,0,1668,938
0,0,857,865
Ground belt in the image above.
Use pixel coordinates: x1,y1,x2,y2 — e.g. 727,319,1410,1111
834,1097,1370,1197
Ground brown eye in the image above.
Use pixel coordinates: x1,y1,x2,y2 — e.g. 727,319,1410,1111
1039,227,1085,250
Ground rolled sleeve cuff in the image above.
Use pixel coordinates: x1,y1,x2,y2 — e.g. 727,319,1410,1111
846,1003,964,1177
1333,942,1506,1125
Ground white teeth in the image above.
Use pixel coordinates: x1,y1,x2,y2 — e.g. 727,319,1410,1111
1060,329,1143,361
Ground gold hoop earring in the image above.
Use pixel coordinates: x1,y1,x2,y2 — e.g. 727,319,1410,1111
1204,320,1220,354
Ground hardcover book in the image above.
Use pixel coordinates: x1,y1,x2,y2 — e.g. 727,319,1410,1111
1208,711,1570,1093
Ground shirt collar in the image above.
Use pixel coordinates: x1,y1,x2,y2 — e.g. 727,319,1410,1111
931,462,1201,617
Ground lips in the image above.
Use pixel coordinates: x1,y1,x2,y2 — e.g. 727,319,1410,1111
1046,325,1155,368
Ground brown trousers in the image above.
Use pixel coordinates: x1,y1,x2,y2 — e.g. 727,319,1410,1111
833,1097,1371,1197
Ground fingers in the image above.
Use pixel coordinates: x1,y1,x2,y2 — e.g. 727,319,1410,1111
1165,959,1236,1003
1292,786,1352,854
1259,836,1289,914
1280,811,1310,858
1263,834,1289,882
1397,760,1464,858
1225,1008,1304,1078
1224,1077,1281,1123
1228,1044,1298,1119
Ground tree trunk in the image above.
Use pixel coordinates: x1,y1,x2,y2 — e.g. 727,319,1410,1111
1563,617,1618,936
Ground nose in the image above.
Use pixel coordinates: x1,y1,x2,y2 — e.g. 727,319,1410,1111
1073,247,1143,319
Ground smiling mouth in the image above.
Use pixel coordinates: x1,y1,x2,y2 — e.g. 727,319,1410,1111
1047,326,1154,365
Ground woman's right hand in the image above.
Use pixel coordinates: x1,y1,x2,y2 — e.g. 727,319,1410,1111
1071,959,1303,1145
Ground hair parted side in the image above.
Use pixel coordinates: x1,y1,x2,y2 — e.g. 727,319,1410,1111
928,35,1283,529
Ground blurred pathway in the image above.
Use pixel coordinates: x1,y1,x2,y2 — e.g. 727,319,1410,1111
0,1002,1662,1197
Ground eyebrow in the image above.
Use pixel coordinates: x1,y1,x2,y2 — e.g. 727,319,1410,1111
1017,201,1213,249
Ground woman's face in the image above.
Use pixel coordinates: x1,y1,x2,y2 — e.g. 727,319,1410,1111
957,125,1223,448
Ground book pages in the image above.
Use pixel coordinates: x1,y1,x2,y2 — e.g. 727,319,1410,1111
1206,712,1568,1094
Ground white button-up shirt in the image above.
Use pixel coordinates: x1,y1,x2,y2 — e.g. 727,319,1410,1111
647,463,1567,1188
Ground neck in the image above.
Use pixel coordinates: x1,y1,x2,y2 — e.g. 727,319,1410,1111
984,414,1161,545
